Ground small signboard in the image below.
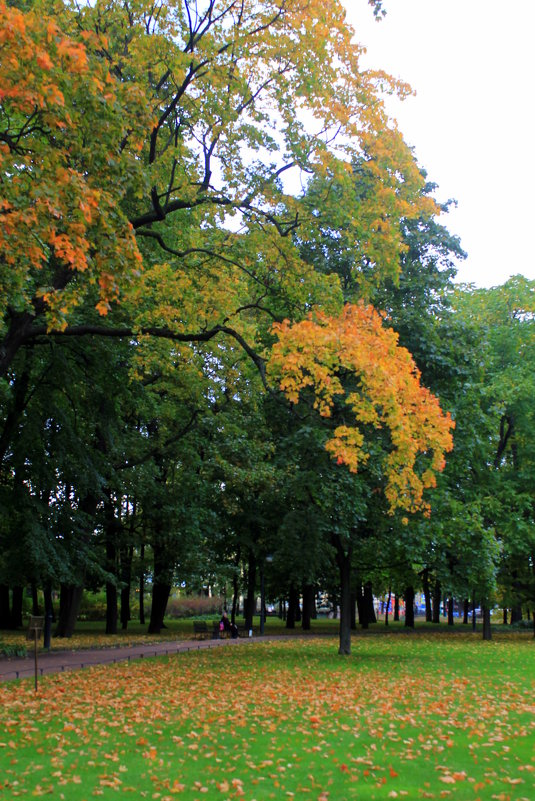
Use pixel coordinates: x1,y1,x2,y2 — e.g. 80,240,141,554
27,616,45,692
26,616,45,640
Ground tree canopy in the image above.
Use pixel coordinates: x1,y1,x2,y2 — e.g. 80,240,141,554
2,0,532,646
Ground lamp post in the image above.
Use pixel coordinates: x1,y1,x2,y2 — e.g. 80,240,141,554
260,555,273,636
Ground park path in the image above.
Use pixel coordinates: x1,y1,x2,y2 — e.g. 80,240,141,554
0,635,256,683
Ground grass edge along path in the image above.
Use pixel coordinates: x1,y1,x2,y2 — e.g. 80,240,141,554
1,632,534,800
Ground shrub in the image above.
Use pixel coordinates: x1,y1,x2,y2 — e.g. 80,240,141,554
165,595,224,619
0,640,27,658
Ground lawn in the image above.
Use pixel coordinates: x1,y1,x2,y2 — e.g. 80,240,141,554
1,633,533,800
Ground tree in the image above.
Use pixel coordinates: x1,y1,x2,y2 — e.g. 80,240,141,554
268,303,454,653
1,0,436,378
451,278,535,636
2,0,464,641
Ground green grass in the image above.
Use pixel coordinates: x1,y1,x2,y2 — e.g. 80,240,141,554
0,613,522,655
1,632,534,800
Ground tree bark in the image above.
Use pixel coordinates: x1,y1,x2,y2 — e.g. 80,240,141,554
10,586,23,629
139,542,146,624
148,542,171,634
286,585,299,629
447,597,454,626
432,579,441,623
510,604,523,624
462,598,469,625
301,584,315,630
55,584,84,637
105,496,119,635
231,547,241,624
482,604,492,640
120,546,133,630
0,585,11,628
244,552,256,631
422,568,433,622
31,583,39,616
335,541,352,655
394,595,400,622
364,581,376,624
43,584,55,622
148,582,171,634
356,582,368,629
384,587,391,626
0,311,38,379
404,585,415,628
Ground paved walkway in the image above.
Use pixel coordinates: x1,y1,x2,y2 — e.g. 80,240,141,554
0,636,252,683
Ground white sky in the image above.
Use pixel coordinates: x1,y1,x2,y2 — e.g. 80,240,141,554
342,0,535,288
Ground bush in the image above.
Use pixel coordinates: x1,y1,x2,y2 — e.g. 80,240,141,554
78,591,108,621
165,595,224,619
0,640,27,658
510,618,533,630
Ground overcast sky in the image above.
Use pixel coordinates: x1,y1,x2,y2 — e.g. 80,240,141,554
342,0,535,288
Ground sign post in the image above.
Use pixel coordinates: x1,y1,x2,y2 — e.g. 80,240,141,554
26,616,44,691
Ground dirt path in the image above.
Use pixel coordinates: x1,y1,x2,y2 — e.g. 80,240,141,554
0,635,255,682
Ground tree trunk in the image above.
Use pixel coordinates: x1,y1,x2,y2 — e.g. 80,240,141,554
482,604,492,640
43,584,55,622
10,586,23,629
0,584,10,628
0,311,42,379
335,541,352,655
231,572,240,624
510,604,523,624
356,583,368,629
139,542,145,624
432,579,441,624
404,585,415,628
31,583,39,616
244,553,257,631
394,595,400,622
55,584,84,637
148,582,171,634
462,598,469,625
120,546,133,630
106,582,118,634
385,587,391,626
503,607,508,625
364,581,376,624
295,591,302,623
422,568,433,622
286,585,299,629
350,589,357,629
231,547,241,624
301,584,315,630
447,597,454,626
472,593,477,632
147,542,172,634
104,493,121,635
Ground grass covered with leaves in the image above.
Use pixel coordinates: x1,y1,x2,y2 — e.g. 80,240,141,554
0,617,342,654
1,634,534,800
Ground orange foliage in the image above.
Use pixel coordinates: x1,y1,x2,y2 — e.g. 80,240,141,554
0,1,147,329
268,303,454,513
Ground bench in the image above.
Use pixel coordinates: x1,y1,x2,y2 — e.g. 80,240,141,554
193,621,221,640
